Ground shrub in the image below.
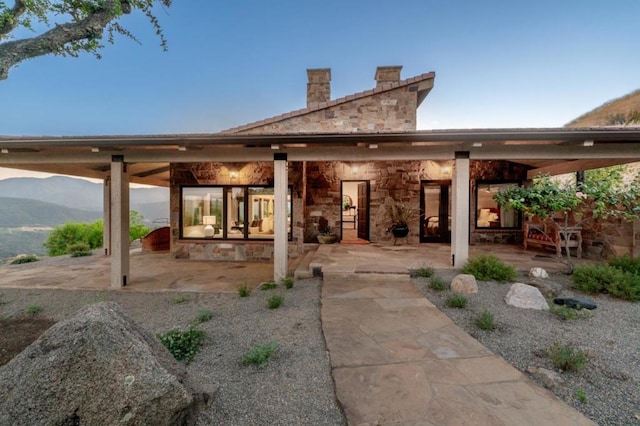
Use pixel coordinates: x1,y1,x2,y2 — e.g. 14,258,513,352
548,342,588,372
68,242,92,257
170,294,190,304
576,390,588,403
242,341,278,368
475,309,495,331
461,254,517,283
267,294,284,309
573,263,640,301
157,326,205,364
609,254,640,275
25,304,42,315
10,254,39,265
194,309,213,324
445,294,467,309
549,304,593,321
261,281,277,290
414,266,434,278
429,276,446,291
238,284,251,297
282,276,294,289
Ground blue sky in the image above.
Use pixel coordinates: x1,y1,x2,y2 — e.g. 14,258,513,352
1,0,639,178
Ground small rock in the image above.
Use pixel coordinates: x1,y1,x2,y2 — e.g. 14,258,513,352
553,296,597,310
505,283,549,310
450,274,478,294
527,366,565,389
529,267,549,279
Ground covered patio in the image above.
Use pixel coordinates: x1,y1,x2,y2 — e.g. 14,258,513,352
1,127,639,288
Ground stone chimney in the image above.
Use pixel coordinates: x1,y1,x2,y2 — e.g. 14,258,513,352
375,66,403,87
306,68,331,108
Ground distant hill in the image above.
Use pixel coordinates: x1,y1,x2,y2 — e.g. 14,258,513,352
566,89,640,127
0,197,102,227
0,176,169,224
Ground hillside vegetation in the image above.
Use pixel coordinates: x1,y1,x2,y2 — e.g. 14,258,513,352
0,198,102,227
566,89,640,127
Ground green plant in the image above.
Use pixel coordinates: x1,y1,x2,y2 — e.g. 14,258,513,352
445,294,467,309
548,304,594,321
414,266,434,278
429,276,446,291
25,304,42,315
194,309,213,324
68,242,92,257
238,284,251,297
242,341,278,368
261,281,278,290
386,200,418,225
282,276,294,289
573,263,640,301
170,294,190,304
475,309,495,331
609,254,640,275
576,389,588,403
157,326,205,364
267,294,284,309
10,254,39,265
461,254,517,283
548,342,588,372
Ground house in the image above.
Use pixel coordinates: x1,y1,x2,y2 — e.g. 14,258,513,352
1,66,639,288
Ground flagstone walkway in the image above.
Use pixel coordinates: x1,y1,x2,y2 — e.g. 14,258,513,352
321,271,595,425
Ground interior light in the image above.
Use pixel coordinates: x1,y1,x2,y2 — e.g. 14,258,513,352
1,148,8,154
472,142,483,147
352,166,359,174
442,166,451,175
91,147,100,153
230,171,238,179
178,146,187,151
271,144,280,150
369,144,378,149
583,140,594,147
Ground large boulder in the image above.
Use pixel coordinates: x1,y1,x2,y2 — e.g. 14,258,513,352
0,302,212,425
450,274,478,294
504,283,549,310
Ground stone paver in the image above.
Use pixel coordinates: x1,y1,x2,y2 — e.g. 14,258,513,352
321,271,596,425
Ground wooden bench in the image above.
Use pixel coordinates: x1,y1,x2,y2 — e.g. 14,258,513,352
524,222,582,258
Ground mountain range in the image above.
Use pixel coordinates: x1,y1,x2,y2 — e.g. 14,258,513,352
0,176,169,225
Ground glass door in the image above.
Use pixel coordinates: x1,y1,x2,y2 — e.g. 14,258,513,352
420,181,451,243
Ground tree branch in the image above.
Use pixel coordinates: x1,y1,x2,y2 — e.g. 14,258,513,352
0,0,131,80
0,0,27,38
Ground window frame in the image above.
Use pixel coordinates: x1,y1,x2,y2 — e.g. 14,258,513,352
180,185,293,241
474,180,522,230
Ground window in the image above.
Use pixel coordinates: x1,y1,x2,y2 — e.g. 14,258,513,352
181,186,292,240
475,181,520,229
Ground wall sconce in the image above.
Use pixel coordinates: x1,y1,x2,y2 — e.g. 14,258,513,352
91,147,100,153
177,146,187,151
1,148,8,154
369,144,378,149
472,142,483,147
271,144,280,150
583,140,594,147
351,166,359,174
230,171,238,179
442,166,451,175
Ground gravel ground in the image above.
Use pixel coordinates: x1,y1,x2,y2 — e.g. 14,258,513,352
0,278,346,425
413,270,640,426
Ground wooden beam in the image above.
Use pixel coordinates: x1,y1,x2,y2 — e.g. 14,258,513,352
527,159,640,179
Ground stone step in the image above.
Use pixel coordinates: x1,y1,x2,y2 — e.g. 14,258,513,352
323,271,410,285
293,248,318,280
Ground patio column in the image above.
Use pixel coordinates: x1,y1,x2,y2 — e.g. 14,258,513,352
451,151,470,268
274,153,288,282
103,177,111,256
110,156,130,288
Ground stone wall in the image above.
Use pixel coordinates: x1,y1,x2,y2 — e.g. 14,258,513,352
235,89,418,134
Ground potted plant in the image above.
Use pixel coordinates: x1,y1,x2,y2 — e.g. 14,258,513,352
387,200,417,238
316,216,337,244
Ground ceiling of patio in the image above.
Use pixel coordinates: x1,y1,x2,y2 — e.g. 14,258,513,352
1,127,638,187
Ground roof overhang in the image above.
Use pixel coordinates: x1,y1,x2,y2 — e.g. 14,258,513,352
1,127,639,187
